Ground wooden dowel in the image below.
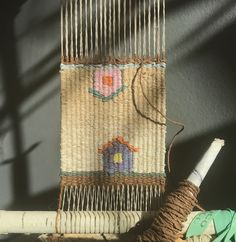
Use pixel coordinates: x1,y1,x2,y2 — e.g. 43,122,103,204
0,210,214,235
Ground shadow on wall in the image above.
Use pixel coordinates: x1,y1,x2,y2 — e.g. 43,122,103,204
170,122,236,210
167,0,205,12
0,0,60,212
169,0,236,63
186,17,236,82
168,3,236,211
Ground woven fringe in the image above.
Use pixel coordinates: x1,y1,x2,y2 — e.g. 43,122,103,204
59,184,163,211
61,0,166,64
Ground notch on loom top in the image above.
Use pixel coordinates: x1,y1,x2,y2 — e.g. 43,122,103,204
61,0,166,65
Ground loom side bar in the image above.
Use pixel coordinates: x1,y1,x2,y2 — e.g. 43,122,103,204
0,211,56,234
0,211,214,235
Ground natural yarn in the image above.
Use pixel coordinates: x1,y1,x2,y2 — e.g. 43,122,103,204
59,65,166,212
58,0,172,239
137,180,199,242
59,0,167,215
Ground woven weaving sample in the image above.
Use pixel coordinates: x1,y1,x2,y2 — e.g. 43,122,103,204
59,0,166,213
60,64,166,210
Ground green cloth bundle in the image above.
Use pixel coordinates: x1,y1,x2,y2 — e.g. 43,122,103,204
186,209,236,241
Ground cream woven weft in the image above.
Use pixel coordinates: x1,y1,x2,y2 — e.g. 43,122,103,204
59,0,166,215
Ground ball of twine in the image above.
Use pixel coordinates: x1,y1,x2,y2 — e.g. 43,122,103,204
137,180,199,242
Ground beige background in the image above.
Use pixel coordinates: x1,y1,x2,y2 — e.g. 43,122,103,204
61,66,166,174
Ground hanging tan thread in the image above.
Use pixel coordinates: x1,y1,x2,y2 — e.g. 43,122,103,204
131,64,185,174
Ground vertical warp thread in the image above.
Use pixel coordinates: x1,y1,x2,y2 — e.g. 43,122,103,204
75,71,79,211
61,0,166,62
113,0,116,57
61,0,64,61
109,0,112,57
95,0,99,55
70,0,74,62
85,0,88,57
148,0,151,57
139,0,141,57
153,0,156,58
129,0,132,57
143,0,146,57
100,0,103,58
157,0,160,59
157,67,162,175
75,0,78,60
79,0,83,58
134,1,137,55
70,73,74,208
90,0,93,56
104,0,107,59
162,0,166,61
64,69,69,204
70,70,74,191
60,184,164,211
65,0,69,61
124,0,126,58
118,0,121,57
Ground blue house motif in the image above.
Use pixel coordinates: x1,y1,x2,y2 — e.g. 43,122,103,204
98,136,139,174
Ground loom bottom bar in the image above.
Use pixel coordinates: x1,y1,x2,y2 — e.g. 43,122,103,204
0,211,214,235
39,234,213,242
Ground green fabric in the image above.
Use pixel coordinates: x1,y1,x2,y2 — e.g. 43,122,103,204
186,210,218,238
186,209,236,242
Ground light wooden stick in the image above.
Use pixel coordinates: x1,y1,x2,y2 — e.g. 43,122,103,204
0,210,214,235
188,138,224,187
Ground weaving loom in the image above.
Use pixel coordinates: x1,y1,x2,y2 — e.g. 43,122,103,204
59,0,166,215
0,1,227,242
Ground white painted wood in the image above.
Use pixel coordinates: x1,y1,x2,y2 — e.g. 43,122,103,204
0,211,214,235
187,138,224,187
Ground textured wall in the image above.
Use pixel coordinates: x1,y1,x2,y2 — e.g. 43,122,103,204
0,0,236,241
0,0,60,213
166,0,236,211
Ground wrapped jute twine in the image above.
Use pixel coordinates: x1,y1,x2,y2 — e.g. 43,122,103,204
137,180,199,242
136,139,224,241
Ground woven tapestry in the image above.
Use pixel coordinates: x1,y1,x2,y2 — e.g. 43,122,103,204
59,0,166,212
